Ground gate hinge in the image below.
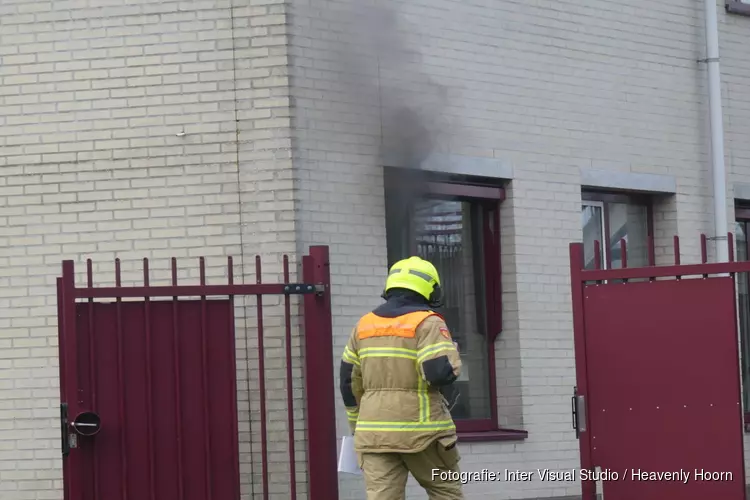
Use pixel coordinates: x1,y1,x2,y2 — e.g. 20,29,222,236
283,283,325,295
60,403,69,457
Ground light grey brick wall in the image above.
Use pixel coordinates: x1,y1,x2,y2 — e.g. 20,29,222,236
231,0,307,497
0,1,304,499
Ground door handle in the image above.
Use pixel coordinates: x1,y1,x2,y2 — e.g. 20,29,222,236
571,388,578,438
70,411,102,437
572,387,587,438
71,422,99,430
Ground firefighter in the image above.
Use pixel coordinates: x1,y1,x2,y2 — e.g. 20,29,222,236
339,256,464,500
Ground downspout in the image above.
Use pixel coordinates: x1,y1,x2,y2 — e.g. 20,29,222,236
704,0,729,263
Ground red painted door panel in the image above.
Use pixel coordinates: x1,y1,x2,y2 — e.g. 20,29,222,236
62,299,239,500
583,277,746,499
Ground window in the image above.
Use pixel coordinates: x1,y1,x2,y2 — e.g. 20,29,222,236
734,207,750,428
384,169,505,435
581,191,653,271
727,1,750,16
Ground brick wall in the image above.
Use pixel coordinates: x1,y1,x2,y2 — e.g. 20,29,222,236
231,0,305,497
0,1,302,499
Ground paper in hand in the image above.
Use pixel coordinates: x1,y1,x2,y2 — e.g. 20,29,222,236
337,435,362,475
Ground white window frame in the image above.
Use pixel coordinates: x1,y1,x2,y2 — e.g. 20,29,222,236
582,200,609,270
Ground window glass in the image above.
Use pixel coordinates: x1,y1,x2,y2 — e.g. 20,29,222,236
582,204,604,270
581,196,650,271
387,197,492,421
385,187,413,265
607,202,649,268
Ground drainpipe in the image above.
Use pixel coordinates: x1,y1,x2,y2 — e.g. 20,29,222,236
704,0,729,263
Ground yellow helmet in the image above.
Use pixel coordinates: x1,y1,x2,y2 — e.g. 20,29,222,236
383,256,443,307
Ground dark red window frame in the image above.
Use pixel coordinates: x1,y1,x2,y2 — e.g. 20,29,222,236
384,171,527,442
734,206,750,431
582,190,656,268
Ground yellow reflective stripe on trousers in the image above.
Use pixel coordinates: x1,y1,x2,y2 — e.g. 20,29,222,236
359,346,417,361
354,420,455,432
417,342,455,363
342,346,360,366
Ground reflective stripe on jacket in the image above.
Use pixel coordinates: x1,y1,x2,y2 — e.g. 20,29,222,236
339,309,462,454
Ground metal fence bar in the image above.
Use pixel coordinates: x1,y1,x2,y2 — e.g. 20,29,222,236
255,256,269,500
226,257,240,500
85,260,100,499
143,259,157,500
581,261,750,281
198,258,214,500
115,260,128,500
648,234,655,267
568,238,597,499
701,234,709,278
575,233,750,281
61,260,82,498
594,239,601,270
303,246,339,500
57,277,71,500
283,255,297,499
75,283,309,299
170,258,186,500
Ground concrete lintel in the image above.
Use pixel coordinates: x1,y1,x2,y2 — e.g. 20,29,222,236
734,182,750,202
581,168,676,194
383,152,514,181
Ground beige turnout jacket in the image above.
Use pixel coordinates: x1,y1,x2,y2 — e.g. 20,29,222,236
340,310,462,453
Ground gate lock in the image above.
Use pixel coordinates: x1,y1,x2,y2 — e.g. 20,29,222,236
70,411,101,437
60,407,101,455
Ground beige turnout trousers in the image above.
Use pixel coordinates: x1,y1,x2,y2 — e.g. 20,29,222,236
359,436,465,500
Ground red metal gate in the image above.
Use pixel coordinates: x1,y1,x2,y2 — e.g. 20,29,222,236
57,246,339,500
569,234,747,500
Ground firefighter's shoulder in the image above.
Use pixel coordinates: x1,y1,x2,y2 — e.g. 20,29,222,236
421,313,453,340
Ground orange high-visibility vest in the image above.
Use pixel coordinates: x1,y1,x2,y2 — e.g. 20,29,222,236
356,310,439,340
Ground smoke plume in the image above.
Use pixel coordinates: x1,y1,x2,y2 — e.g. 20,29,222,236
337,0,451,170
